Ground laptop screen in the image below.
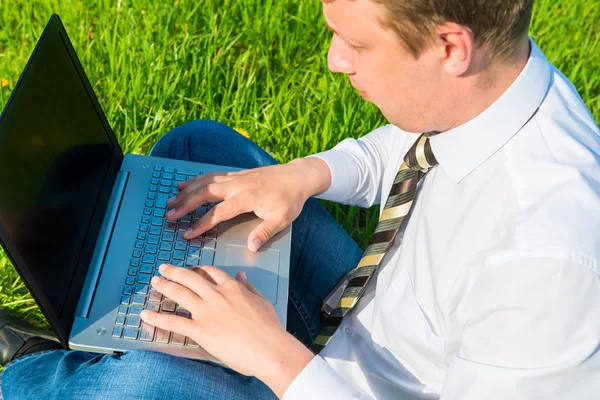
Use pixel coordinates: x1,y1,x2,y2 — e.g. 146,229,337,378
0,17,122,340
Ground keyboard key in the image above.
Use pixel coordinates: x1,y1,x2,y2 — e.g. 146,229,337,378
180,214,192,223
157,251,171,261
123,328,138,340
160,179,171,187
145,302,160,313
174,241,187,251
162,172,174,179
137,232,147,240
130,259,140,267
135,240,144,249
176,309,191,318
123,286,133,296
154,165,163,172
162,232,175,242
175,174,186,181
147,192,157,200
172,251,185,260
149,291,162,302
128,267,138,276
125,276,136,285
139,224,149,232
126,316,141,328
171,332,185,345
171,188,179,195
188,248,201,257
171,260,184,267
145,199,154,207
151,217,163,226
128,306,144,316
142,254,156,264
138,273,152,284
200,250,215,266
141,216,150,224
155,193,170,208
149,226,162,235
115,316,126,326
205,231,217,239
185,257,199,266
144,244,158,254
164,166,175,173
161,300,176,312
143,207,152,215
140,264,153,274
153,208,166,218
112,327,123,338
164,223,177,233
139,324,155,342
118,306,128,315
159,186,171,194
186,337,199,347
151,178,160,185
155,328,170,343
176,168,200,176
189,239,203,248
133,249,143,258
147,235,159,245
178,223,191,232
131,295,146,306
152,171,161,178
135,283,149,295
203,239,216,250
120,296,131,305
149,185,158,192
160,242,173,251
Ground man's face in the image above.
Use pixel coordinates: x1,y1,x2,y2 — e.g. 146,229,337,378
323,0,445,132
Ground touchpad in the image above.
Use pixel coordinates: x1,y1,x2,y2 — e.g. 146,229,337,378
221,245,280,305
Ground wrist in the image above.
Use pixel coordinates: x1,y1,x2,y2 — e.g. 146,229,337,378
257,331,315,398
288,157,331,199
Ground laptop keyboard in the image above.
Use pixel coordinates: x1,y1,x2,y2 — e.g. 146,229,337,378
112,164,219,347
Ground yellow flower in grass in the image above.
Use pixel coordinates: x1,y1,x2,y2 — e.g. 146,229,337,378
234,127,251,138
1,78,8,88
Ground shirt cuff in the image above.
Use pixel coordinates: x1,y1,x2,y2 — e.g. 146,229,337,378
282,355,371,400
306,150,358,203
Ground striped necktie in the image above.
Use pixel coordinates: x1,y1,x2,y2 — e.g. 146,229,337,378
310,133,438,354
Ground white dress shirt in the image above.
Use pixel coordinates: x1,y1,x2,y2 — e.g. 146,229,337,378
283,40,600,399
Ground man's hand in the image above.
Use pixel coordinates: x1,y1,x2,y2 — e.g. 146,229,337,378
165,158,331,251
140,264,315,398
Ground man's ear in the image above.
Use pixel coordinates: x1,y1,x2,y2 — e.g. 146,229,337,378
434,22,474,76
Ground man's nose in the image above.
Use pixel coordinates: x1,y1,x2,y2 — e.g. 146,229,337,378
327,34,354,74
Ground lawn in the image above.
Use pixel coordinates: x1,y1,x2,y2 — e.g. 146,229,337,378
0,0,598,330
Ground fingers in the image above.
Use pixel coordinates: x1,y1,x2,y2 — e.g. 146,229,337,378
184,195,247,239
235,271,265,298
166,180,232,221
156,264,216,300
247,220,286,252
140,309,196,337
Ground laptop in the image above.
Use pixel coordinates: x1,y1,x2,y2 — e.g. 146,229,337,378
0,14,291,365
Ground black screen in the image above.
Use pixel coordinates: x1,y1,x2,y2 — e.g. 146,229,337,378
0,23,120,328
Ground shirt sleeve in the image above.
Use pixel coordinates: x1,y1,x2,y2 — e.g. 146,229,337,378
282,355,373,400
306,124,399,207
441,257,600,399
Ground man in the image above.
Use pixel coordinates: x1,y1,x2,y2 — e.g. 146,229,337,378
1,0,599,398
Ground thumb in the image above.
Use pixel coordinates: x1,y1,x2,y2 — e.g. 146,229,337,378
248,220,280,252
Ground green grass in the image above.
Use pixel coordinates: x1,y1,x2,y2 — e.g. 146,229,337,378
0,0,598,330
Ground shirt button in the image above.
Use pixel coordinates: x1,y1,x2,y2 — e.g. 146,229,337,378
344,327,352,335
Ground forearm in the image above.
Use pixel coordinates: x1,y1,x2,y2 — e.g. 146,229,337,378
287,157,332,199
256,331,316,399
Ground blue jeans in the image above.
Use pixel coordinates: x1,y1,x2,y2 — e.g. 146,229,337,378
0,120,363,400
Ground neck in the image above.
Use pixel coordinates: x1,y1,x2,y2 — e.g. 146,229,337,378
440,38,531,132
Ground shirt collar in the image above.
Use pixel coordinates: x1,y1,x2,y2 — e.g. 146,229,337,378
428,39,552,183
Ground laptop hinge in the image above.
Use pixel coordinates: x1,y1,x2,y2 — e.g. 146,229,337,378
74,170,129,319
